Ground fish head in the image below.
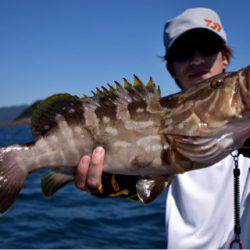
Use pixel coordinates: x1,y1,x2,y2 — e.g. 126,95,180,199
161,66,250,173
162,65,250,137
209,65,250,118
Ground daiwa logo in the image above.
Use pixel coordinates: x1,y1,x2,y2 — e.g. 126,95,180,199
204,18,222,31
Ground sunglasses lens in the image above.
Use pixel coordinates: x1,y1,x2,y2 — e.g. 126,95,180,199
167,30,223,62
198,42,221,57
168,43,194,62
169,48,193,62
169,42,222,62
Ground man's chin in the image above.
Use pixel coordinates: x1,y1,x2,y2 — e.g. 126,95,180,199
188,73,210,85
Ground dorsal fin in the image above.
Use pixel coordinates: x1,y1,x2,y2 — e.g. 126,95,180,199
31,93,84,139
133,75,146,93
101,86,109,95
91,75,161,107
146,77,155,90
114,81,123,92
123,78,132,89
96,87,103,96
123,78,142,101
107,83,115,93
31,76,161,140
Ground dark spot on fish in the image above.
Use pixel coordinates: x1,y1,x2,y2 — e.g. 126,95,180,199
128,101,151,121
131,156,152,169
95,105,117,124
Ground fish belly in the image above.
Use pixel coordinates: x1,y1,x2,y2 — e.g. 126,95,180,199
103,133,171,176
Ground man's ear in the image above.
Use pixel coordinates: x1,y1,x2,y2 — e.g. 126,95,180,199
221,53,229,70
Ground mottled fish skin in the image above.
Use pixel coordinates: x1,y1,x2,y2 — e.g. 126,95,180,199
0,67,250,213
160,66,250,172
23,76,173,177
24,66,250,176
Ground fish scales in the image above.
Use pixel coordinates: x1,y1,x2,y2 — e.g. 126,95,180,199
0,67,250,213
89,87,165,176
28,83,165,177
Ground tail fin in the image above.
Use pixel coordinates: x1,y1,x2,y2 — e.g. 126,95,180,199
0,146,28,214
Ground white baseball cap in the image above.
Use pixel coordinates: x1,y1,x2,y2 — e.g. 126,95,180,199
163,8,227,54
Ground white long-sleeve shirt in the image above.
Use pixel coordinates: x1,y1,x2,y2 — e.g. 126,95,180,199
165,152,250,249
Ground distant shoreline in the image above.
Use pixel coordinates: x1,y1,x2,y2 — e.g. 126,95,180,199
0,118,31,128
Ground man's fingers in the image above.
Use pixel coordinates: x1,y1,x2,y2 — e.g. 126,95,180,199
75,155,91,190
75,146,105,192
87,146,105,189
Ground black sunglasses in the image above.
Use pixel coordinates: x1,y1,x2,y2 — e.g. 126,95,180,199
168,41,222,62
167,29,224,62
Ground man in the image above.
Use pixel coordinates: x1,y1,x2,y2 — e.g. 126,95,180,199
75,8,250,248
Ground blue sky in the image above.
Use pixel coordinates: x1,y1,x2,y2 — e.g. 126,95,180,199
0,0,249,107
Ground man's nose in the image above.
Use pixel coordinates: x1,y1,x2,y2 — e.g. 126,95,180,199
189,50,205,65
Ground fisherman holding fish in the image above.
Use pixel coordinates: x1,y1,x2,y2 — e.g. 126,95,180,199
75,8,250,248
0,7,250,249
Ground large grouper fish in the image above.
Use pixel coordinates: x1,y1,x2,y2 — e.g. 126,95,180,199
0,65,250,213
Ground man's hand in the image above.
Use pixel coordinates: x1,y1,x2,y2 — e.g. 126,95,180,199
75,146,139,201
75,146,105,191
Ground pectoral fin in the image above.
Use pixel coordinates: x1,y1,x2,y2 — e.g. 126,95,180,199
41,169,74,197
136,175,173,204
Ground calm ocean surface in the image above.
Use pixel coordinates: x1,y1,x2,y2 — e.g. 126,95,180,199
0,125,167,248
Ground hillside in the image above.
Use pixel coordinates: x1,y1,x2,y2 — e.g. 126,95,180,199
0,105,28,122
0,100,42,127
14,100,41,121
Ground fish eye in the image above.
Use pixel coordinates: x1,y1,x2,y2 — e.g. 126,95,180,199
210,78,224,89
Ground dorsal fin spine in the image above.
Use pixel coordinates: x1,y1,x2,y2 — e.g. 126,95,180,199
146,77,155,89
133,75,144,88
123,78,132,89
91,76,160,105
158,86,161,95
114,81,123,91
107,83,115,93
96,88,103,96
102,86,109,95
